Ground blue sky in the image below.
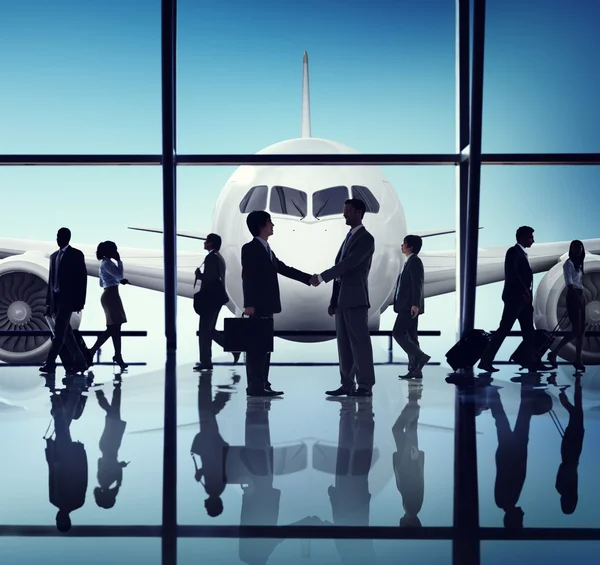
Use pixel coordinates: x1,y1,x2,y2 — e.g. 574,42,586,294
0,0,600,365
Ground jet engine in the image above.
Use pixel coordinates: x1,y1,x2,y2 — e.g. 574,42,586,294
0,253,82,364
534,255,600,365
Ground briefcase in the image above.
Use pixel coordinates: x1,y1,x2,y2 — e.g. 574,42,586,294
445,329,491,371
223,317,274,353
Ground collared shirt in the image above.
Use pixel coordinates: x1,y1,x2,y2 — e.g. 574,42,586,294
53,245,70,293
254,236,273,262
319,224,364,283
563,258,583,289
99,258,124,288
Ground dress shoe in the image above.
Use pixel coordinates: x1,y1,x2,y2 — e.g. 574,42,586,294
574,362,586,373
264,385,283,395
113,355,129,371
246,389,279,397
399,370,423,380
527,361,553,372
352,388,373,397
232,352,241,364
326,386,355,396
477,362,499,373
39,364,56,374
194,363,213,372
547,351,558,368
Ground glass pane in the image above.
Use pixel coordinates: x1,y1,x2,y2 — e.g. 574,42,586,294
270,186,308,218
313,186,349,219
0,538,161,565
482,542,600,565
176,165,457,528
483,0,600,152
180,538,452,565
239,185,268,213
352,185,381,214
0,1,161,153
0,166,166,527
177,0,455,153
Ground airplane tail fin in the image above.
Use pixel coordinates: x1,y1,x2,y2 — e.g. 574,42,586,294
301,51,311,138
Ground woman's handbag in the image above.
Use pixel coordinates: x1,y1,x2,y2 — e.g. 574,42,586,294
193,256,229,315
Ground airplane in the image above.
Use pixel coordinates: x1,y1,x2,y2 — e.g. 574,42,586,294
1,52,600,366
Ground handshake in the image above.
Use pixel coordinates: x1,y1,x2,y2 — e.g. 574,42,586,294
308,274,321,287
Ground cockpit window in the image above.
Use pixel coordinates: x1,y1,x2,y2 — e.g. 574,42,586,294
313,185,349,219
270,186,307,218
239,185,268,213
351,185,380,213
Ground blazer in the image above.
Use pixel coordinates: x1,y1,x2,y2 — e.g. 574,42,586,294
242,238,311,316
502,244,533,302
321,226,374,309
47,246,88,312
394,254,425,316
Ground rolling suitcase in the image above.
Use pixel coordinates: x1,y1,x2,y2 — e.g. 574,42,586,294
45,315,92,373
509,313,568,368
445,329,491,371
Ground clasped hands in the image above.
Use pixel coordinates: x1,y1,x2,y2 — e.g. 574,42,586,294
308,274,321,287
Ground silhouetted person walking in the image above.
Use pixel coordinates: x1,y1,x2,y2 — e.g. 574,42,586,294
393,235,430,380
94,381,129,510
40,227,87,374
191,372,232,517
45,377,90,532
479,226,549,373
89,241,129,371
194,233,240,371
555,376,584,514
392,383,425,527
548,240,587,373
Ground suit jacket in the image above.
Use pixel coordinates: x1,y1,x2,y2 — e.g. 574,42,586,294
242,238,311,316
394,254,425,316
47,246,88,312
197,251,226,296
321,226,374,309
502,244,533,302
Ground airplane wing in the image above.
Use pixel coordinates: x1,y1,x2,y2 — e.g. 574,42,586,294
418,238,600,298
0,237,206,299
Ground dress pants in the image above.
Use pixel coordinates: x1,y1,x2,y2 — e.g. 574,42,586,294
392,313,426,371
46,299,74,365
245,315,273,393
335,306,375,391
198,305,225,366
481,298,535,366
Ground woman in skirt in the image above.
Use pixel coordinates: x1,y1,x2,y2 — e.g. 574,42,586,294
90,241,129,371
547,240,587,372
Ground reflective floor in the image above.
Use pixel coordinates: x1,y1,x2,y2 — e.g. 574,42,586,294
1,356,600,564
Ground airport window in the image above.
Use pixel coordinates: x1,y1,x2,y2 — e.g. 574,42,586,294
269,185,307,218
351,185,380,213
239,185,268,213
313,185,349,219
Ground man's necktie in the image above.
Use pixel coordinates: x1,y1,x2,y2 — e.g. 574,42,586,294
340,230,352,259
266,244,274,263
54,250,64,291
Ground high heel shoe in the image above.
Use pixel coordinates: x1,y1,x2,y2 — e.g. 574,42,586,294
113,355,129,371
547,351,558,369
574,362,585,373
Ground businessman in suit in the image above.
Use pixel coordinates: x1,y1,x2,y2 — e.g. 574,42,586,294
242,210,312,397
478,226,550,373
393,235,430,380
40,227,88,373
311,199,376,397
194,233,240,371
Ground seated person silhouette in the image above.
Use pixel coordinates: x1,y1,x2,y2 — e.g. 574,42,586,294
489,384,552,528
191,372,232,517
94,381,129,509
327,397,376,564
45,378,90,532
392,383,424,527
556,375,584,515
